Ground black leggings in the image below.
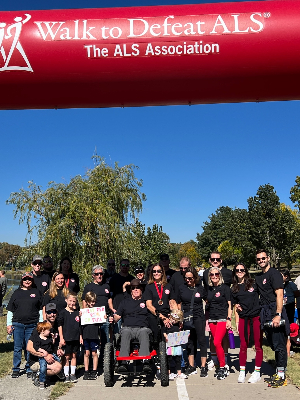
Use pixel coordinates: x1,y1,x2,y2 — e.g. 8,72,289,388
284,303,295,324
168,355,181,370
186,318,207,358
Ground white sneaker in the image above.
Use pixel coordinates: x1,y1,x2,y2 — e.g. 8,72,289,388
177,373,188,379
169,373,177,380
238,371,245,383
207,360,215,370
224,364,230,376
248,371,261,384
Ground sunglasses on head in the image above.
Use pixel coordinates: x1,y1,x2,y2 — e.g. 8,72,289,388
236,268,245,273
94,272,104,276
33,261,42,266
210,258,221,262
46,310,57,315
210,273,220,277
256,256,267,262
153,269,162,273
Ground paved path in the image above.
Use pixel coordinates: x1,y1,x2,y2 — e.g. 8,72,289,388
60,345,300,400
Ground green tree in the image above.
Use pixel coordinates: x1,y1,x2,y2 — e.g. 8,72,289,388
178,240,202,268
6,156,146,277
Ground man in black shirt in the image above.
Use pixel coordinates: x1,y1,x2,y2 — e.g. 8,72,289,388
170,257,191,299
255,249,288,387
42,255,55,279
114,279,151,373
31,255,51,294
103,259,116,284
159,253,176,282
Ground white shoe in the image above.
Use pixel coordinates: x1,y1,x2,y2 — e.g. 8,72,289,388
169,373,177,380
224,364,230,376
177,373,188,379
238,371,245,383
248,371,261,384
207,360,215,370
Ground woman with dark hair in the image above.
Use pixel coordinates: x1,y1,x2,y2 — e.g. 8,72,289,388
177,267,208,377
206,267,232,380
42,272,70,319
281,269,300,324
6,272,43,378
59,257,80,293
231,263,262,384
144,263,177,341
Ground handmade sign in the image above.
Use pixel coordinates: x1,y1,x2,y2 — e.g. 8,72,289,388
166,330,190,347
81,306,106,325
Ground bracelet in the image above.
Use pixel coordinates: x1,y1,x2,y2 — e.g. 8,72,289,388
226,317,231,321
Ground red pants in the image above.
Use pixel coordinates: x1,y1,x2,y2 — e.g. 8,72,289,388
238,316,263,367
209,321,227,367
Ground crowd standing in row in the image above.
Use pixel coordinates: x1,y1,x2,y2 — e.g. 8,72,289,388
5,251,300,389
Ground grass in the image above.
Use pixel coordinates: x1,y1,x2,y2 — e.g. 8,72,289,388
49,381,73,400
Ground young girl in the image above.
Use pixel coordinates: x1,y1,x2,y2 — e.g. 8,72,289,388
164,309,188,380
58,292,82,382
81,292,99,380
34,321,61,389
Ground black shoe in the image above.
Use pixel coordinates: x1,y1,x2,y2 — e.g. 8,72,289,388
143,361,152,374
56,370,66,381
118,362,129,373
11,371,20,378
185,365,197,376
83,371,90,380
89,370,97,380
27,371,33,379
33,377,41,387
214,367,220,377
216,367,227,380
200,366,208,378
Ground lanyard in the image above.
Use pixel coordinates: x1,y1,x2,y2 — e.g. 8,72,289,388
65,274,70,288
154,282,163,305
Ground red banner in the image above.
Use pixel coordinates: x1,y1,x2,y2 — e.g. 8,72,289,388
0,1,300,109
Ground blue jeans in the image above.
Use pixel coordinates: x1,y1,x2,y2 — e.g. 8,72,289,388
39,354,60,382
12,322,36,372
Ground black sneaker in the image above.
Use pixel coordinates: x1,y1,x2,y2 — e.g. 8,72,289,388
90,370,98,380
118,362,129,373
27,371,33,379
69,374,78,383
264,373,277,383
64,375,70,383
200,366,208,378
11,371,20,378
216,367,227,380
33,377,41,387
143,361,152,374
83,371,90,380
185,365,197,376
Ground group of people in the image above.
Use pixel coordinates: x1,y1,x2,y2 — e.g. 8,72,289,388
5,250,299,389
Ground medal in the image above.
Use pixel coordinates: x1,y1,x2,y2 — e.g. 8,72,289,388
154,282,164,306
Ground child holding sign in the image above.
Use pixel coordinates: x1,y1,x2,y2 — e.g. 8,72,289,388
164,309,188,380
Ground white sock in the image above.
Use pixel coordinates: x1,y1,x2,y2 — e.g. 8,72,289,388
277,368,285,379
64,366,69,376
70,366,76,375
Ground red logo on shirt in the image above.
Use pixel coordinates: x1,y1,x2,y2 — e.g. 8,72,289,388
215,292,220,297
195,293,201,297
42,282,47,286
105,289,109,293
263,279,267,285
165,289,170,294
140,303,145,308
75,316,80,322
30,294,36,297
248,287,254,292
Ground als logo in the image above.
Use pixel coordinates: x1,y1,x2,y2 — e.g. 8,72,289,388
0,14,33,72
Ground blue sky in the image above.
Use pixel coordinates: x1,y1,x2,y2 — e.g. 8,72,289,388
1,0,300,246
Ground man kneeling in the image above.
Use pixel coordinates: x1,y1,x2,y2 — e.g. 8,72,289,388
114,279,152,373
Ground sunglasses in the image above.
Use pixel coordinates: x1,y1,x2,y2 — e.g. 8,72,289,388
33,261,42,266
210,258,221,262
46,310,57,315
236,269,245,273
185,277,194,281
94,272,104,276
107,263,115,266
179,267,188,271
22,278,33,282
256,257,267,262
121,264,130,267
153,269,162,273
210,273,220,277
131,286,141,290
161,258,169,261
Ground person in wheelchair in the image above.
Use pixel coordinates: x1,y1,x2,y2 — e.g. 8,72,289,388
114,279,152,373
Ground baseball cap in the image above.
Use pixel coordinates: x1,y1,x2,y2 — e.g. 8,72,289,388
160,253,169,260
45,303,57,312
130,278,142,288
21,272,34,280
32,255,43,262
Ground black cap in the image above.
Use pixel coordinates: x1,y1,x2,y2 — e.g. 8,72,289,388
160,253,169,260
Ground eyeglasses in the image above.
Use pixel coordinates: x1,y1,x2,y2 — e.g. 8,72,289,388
121,264,129,267
210,258,221,262
210,273,220,277
94,272,104,276
46,310,57,315
256,257,267,262
33,261,42,266
236,269,245,273
107,263,115,266
153,269,162,274
185,277,194,281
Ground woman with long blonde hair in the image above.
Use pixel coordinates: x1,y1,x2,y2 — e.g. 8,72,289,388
42,272,69,319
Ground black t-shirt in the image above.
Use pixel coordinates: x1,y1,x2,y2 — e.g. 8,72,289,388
109,273,135,309
33,335,53,354
144,282,176,316
178,283,207,319
81,322,99,340
169,271,185,299
42,270,55,280
33,273,51,295
57,308,81,341
164,268,176,283
82,282,111,311
206,284,231,320
255,267,284,305
43,289,67,314
63,273,80,294
7,287,42,324
29,323,59,365
231,282,261,318
103,270,116,285
203,267,233,289
116,296,148,327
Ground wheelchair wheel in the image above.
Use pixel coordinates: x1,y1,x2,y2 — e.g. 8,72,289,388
158,341,169,387
104,342,115,387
